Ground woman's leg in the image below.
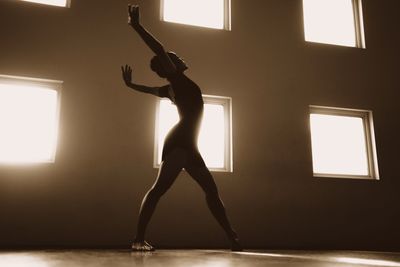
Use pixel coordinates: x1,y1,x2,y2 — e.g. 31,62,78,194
185,156,242,251
134,148,187,244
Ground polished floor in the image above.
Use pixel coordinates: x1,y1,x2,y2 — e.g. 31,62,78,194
1,249,400,267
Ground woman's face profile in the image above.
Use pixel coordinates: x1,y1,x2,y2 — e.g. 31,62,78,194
155,69,167,78
150,53,187,78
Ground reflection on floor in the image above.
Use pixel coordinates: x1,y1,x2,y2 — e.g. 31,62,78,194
1,250,400,267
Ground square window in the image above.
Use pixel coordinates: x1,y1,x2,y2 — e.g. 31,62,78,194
309,106,379,179
155,95,232,172
302,0,365,48
20,0,70,7
0,75,61,164
161,0,231,30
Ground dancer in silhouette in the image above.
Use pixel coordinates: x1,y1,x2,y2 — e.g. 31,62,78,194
121,5,241,252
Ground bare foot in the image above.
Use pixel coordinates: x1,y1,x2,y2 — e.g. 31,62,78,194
230,237,243,252
131,240,155,252
228,231,243,251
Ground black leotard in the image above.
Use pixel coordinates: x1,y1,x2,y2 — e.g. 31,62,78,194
158,72,206,167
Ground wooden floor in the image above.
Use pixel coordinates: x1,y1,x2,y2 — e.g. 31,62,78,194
1,249,400,267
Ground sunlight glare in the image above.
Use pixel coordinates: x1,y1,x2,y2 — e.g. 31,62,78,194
0,84,59,164
0,254,49,267
303,0,356,47
198,104,225,168
310,114,369,176
157,100,179,164
232,252,400,267
335,257,400,267
163,0,225,29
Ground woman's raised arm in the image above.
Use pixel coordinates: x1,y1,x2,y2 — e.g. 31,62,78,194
127,5,177,75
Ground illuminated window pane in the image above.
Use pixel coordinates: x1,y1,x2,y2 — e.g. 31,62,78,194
20,0,70,7
0,75,61,164
309,106,379,179
157,100,179,165
155,95,232,172
162,0,230,30
198,104,225,168
303,0,365,48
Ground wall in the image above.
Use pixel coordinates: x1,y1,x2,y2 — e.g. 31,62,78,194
0,0,399,250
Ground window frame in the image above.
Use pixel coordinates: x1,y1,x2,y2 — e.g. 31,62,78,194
154,94,233,172
160,0,231,31
0,74,62,164
309,105,379,180
302,0,366,48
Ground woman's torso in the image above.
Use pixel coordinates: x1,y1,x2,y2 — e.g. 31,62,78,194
165,73,204,148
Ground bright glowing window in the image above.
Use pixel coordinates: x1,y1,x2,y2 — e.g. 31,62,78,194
161,0,231,30
0,75,62,164
302,0,365,48
309,106,379,179
155,95,232,172
20,0,70,7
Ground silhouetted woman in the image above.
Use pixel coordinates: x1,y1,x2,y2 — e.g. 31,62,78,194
121,5,241,252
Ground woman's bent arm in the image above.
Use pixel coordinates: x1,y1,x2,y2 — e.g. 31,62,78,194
121,64,157,95
127,83,159,95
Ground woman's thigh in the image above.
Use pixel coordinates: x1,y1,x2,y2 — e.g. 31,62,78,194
185,154,218,195
151,147,187,193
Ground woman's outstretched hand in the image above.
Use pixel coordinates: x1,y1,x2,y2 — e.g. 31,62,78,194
128,4,140,27
121,64,133,86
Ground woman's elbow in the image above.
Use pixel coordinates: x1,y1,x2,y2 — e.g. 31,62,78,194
153,45,165,55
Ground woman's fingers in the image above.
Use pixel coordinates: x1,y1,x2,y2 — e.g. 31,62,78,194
122,65,128,75
128,4,138,15
121,66,127,82
122,66,127,75
121,65,133,83
127,4,140,25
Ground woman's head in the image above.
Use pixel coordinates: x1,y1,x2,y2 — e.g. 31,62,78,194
150,52,188,78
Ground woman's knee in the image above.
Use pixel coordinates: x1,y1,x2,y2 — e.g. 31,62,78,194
205,188,220,201
200,173,220,198
148,186,168,199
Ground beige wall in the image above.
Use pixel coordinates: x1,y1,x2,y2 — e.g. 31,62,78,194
0,0,399,250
